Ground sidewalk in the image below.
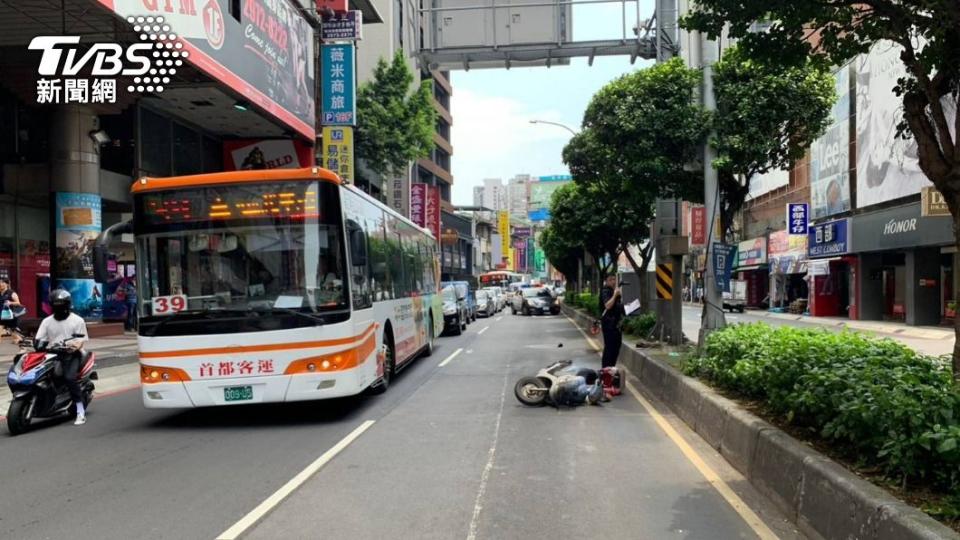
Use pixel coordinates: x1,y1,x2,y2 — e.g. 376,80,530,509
0,332,139,370
683,302,954,341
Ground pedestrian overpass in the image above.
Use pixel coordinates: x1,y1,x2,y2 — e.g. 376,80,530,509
405,0,678,71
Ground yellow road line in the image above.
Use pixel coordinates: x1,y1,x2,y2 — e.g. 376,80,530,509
566,313,779,540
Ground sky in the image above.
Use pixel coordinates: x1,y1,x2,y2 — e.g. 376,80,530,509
448,0,655,205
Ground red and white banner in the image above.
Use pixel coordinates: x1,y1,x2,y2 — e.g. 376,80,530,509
691,206,707,246
223,139,313,171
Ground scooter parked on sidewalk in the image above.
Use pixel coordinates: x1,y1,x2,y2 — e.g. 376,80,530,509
514,359,622,407
6,330,97,435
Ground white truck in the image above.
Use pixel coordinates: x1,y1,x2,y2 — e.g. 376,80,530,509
722,280,747,313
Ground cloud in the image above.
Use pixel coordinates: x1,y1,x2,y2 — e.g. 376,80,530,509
449,88,571,204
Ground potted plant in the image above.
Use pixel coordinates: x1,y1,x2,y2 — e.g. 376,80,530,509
946,301,957,319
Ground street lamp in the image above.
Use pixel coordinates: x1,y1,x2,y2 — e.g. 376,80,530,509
528,119,578,136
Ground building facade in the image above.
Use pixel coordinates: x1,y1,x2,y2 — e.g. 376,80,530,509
0,0,322,325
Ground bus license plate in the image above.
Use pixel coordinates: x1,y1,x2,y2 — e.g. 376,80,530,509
224,385,253,402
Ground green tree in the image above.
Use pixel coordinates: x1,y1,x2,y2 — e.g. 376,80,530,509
539,224,580,288
562,127,657,309
712,46,836,236
355,51,436,188
682,1,960,379
547,182,623,282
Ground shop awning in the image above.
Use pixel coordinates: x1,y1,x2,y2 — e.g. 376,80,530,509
735,265,766,272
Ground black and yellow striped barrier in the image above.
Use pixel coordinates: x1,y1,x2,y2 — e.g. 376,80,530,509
656,263,673,300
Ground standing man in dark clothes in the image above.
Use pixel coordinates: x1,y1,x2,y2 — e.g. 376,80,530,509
599,274,625,368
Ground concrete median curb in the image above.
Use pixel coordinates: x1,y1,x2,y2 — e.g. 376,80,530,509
561,303,960,540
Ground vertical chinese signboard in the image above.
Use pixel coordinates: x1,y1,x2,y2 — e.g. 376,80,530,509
321,126,353,182
787,203,809,235
411,183,426,227
54,193,102,320
691,206,706,246
425,185,441,242
498,211,512,269
321,44,356,126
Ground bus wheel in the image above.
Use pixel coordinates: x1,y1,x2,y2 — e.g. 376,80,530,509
368,330,394,395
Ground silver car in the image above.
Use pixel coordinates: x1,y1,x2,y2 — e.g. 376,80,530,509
475,289,496,317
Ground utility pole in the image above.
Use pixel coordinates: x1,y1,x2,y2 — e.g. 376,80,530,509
698,32,726,346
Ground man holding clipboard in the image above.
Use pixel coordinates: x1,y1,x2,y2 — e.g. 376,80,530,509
599,274,626,369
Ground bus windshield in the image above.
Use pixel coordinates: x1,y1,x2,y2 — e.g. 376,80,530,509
134,181,348,332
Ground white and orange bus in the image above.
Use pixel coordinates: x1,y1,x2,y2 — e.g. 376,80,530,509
104,167,442,407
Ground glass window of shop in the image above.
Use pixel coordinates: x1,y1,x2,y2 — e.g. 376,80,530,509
0,202,51,318
139,107,223,177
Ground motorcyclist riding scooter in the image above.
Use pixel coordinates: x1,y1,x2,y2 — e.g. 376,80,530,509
34,289,90,425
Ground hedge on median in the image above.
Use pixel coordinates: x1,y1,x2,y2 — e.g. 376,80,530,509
684,323,960,495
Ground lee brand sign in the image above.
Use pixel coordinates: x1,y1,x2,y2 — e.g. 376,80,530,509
808,218,850,258
851,202,952,252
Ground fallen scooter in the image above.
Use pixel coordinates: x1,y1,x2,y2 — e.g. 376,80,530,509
514,359,622,407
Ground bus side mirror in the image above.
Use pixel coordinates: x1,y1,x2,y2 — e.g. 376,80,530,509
349,227,367,267
94,220,133,284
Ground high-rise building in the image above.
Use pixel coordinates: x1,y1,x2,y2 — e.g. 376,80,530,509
355,0,454,216
473,178,507,211
508,175,532,219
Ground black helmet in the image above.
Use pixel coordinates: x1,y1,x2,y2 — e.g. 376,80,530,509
50,289,72,321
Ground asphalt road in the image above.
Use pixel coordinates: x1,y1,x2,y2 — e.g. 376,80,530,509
0,310,801,540
680,305,953,356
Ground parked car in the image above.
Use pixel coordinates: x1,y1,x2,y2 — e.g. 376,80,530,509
442,281,477,322
441,285,469,335
483,287,505,312
475,289,496,317
513,287,560,316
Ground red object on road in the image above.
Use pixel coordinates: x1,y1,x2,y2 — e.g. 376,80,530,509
601,367,622,397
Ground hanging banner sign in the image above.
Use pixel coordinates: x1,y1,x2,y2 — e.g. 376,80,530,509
321,126,354,182
425,185,441,242
691,206,706,246
321,11,362,41
712,242,736,293
411,184,427,228
321,44,356,126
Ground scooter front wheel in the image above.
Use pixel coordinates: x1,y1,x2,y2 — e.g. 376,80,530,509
514,377,549,406
7,396,34,436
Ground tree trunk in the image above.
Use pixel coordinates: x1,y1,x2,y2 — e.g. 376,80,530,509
622,242,654,314
953,216,960,383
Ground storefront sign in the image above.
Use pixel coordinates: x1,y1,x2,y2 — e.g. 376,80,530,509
513,226,532,237
921,186,950,217
223,139,312,171
713,243,736,292
736,237,767,267
808,218,849,258
321,44,356,126
691,206,706,246
787,203,808,235
851,202,952,253
320,126,353,182
321,11,362,41
99,0,317,140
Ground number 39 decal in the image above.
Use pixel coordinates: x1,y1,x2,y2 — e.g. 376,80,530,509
151,294,187,316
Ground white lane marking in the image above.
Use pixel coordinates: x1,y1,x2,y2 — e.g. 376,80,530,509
496,316,503,322
466,371,509,540
438,347,464,367
478,326,490,335
216,420,376,540
563,314,778,540
466,349,474,354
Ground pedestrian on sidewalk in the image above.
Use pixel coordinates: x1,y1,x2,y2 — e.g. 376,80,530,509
599,274,625,369
0,278,25,344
